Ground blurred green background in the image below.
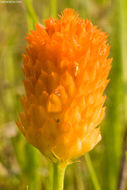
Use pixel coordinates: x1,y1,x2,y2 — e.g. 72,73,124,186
0,0,127,189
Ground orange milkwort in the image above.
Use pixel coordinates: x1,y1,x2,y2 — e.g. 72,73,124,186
17,9,112,164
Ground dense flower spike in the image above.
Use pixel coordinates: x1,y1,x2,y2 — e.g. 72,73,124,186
17,9,112,163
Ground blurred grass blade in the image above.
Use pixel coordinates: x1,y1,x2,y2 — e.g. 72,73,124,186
85,153,101,190
118,1,127,189
12,135,42,190
120,0,127,121
74,164,85,190
13,1,42,190
23,0,38,30
103,0,124,189
50,0,57,18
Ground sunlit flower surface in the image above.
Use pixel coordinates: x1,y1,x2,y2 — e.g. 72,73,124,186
17,9,112,163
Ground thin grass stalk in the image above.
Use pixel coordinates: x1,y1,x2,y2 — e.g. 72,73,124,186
23,0,38,30
85,153,101,190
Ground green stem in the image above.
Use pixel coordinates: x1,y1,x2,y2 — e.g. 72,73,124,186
53,162,66,190
85,153,101,190
50,0,57,18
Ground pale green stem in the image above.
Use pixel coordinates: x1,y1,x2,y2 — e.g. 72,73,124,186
85,153,101,190
53,162,66,190
50,0,57,18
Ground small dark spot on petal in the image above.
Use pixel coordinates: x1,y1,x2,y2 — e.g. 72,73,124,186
56,119,60,123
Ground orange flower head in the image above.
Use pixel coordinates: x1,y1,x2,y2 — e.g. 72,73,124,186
17,9,112,163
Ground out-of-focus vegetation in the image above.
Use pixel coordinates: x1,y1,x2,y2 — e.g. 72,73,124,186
0,0,127,189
